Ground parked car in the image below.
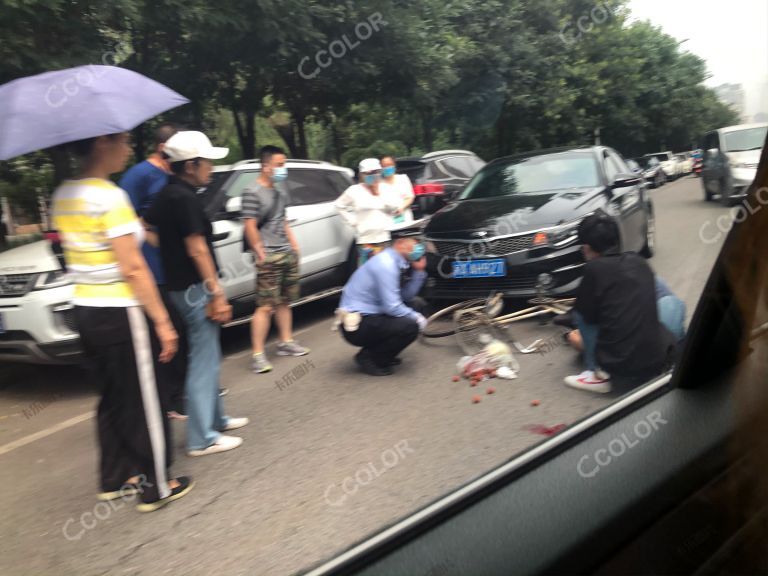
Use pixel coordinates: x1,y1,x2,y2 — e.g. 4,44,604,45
676,151,693,174
629,156,666,188
701,122,768,205
0,159,358,364
643,151,681,181
395,150,485,218
422,146,655,300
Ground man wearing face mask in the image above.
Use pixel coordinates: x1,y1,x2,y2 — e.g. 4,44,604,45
335,230,428,376
334,158,400,266
243,145,308,375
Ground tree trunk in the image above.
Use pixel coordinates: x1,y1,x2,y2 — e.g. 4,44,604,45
421,108,434,151
294,114,308,159
133,124,145,160
243,110,256,159
330,120,343,165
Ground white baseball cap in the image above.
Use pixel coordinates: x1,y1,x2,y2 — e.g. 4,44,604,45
163,131,229,162
358,158,382,173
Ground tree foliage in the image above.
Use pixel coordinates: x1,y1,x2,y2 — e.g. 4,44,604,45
0,0,740,218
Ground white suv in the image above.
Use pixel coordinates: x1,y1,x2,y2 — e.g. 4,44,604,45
643,151,681,180
0,159,358,364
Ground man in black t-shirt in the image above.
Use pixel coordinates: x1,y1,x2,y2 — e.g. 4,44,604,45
145,131,248,457
564,211,675,394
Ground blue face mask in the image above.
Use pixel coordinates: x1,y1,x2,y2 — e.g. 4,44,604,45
363,173,380,185
408,243,426,262
272,166,288,182
381,166,396,178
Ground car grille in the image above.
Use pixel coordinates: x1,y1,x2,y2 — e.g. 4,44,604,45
432,275,541,293
53,307,78,333
0,273,35,297
433,235,534,257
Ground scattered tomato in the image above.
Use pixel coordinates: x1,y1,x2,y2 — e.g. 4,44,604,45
486,387,496,394
531,399,541,407
452,375,460,382
472,395,482,403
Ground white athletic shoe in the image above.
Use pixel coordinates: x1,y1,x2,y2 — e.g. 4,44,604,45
187,435,243,457
222,417,249,431
564,370,612,394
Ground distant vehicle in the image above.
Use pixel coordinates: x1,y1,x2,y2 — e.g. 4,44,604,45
692,149,703,177
701,123,768,205
643,151,682,181
676,152,693,174
395,150,485,218
422,146,655,300
0,159,359,364
629,156,666,188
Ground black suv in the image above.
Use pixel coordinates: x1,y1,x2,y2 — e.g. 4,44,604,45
395,150,485,218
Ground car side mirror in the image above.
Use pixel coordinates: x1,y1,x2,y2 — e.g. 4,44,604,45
611,173,642,189
224,197,242,219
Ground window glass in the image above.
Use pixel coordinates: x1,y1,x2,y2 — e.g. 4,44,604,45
283,169,342,206
224,170,259,198
441,157,473,178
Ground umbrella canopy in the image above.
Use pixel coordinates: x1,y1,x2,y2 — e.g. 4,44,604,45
0,65,189,160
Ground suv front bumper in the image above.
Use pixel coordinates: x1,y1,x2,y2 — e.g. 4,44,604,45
0,284,82,364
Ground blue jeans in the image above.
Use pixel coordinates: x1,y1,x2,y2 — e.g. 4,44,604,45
169,283,228,451
575,296,687,372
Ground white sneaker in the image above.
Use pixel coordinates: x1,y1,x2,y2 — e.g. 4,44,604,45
187,435,243,457
564,370,611,394
222,417,249,431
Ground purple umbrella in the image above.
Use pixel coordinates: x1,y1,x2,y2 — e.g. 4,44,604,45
0,65,189,160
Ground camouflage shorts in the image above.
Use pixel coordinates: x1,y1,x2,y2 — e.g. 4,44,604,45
255,250,299,307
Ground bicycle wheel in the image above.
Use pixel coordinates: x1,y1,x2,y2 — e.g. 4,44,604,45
421,298,487,338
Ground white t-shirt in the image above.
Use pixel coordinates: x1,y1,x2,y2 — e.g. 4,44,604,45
333,183,400,244
379,174,415,226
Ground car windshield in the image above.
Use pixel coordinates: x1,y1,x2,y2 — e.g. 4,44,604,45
723,126,768,152
459,153,600,199
647,153,670,162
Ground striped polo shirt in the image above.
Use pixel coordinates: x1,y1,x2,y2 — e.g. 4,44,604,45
52,178,144,307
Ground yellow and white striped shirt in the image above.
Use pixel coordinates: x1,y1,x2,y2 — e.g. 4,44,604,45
52,178,144,307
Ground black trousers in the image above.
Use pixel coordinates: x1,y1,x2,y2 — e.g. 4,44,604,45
341,313,419,367
157,287,187,414
75,306,172,503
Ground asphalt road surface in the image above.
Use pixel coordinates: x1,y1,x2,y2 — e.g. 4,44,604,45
0,175,728,576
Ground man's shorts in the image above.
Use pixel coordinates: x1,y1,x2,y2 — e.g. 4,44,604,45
256,250,299,307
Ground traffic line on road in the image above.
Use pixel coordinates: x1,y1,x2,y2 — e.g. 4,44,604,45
0,410,94,457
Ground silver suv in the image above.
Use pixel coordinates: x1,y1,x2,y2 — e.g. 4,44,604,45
0,159,357,363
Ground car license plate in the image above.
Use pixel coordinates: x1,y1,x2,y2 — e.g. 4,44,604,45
452,259,506,279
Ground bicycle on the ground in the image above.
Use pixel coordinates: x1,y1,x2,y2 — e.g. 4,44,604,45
421,281,575,355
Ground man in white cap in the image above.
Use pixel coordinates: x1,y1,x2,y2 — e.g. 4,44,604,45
145,131,249,457
334,158,401,266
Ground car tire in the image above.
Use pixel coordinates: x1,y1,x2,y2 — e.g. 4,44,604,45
640,208,655,258
718,178,733,207
703,178,713,202
657,172,665,187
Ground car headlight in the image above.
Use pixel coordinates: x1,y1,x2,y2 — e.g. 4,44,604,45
34,270,71,290
547,219,581,247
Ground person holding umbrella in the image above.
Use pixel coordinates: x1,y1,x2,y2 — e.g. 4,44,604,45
1,65,194,512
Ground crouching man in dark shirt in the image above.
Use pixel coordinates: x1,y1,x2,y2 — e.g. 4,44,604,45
565,211,677,394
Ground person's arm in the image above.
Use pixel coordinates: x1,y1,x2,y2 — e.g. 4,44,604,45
184,233,231,323
241,189,266,262
334,187,358,227
374,258,419,319
574,263,600,325
401,257,428,302
399,175,415,211
110,233,177,363
285,220,299,254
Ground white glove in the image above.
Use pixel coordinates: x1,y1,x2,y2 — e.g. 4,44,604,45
415,313,428,333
